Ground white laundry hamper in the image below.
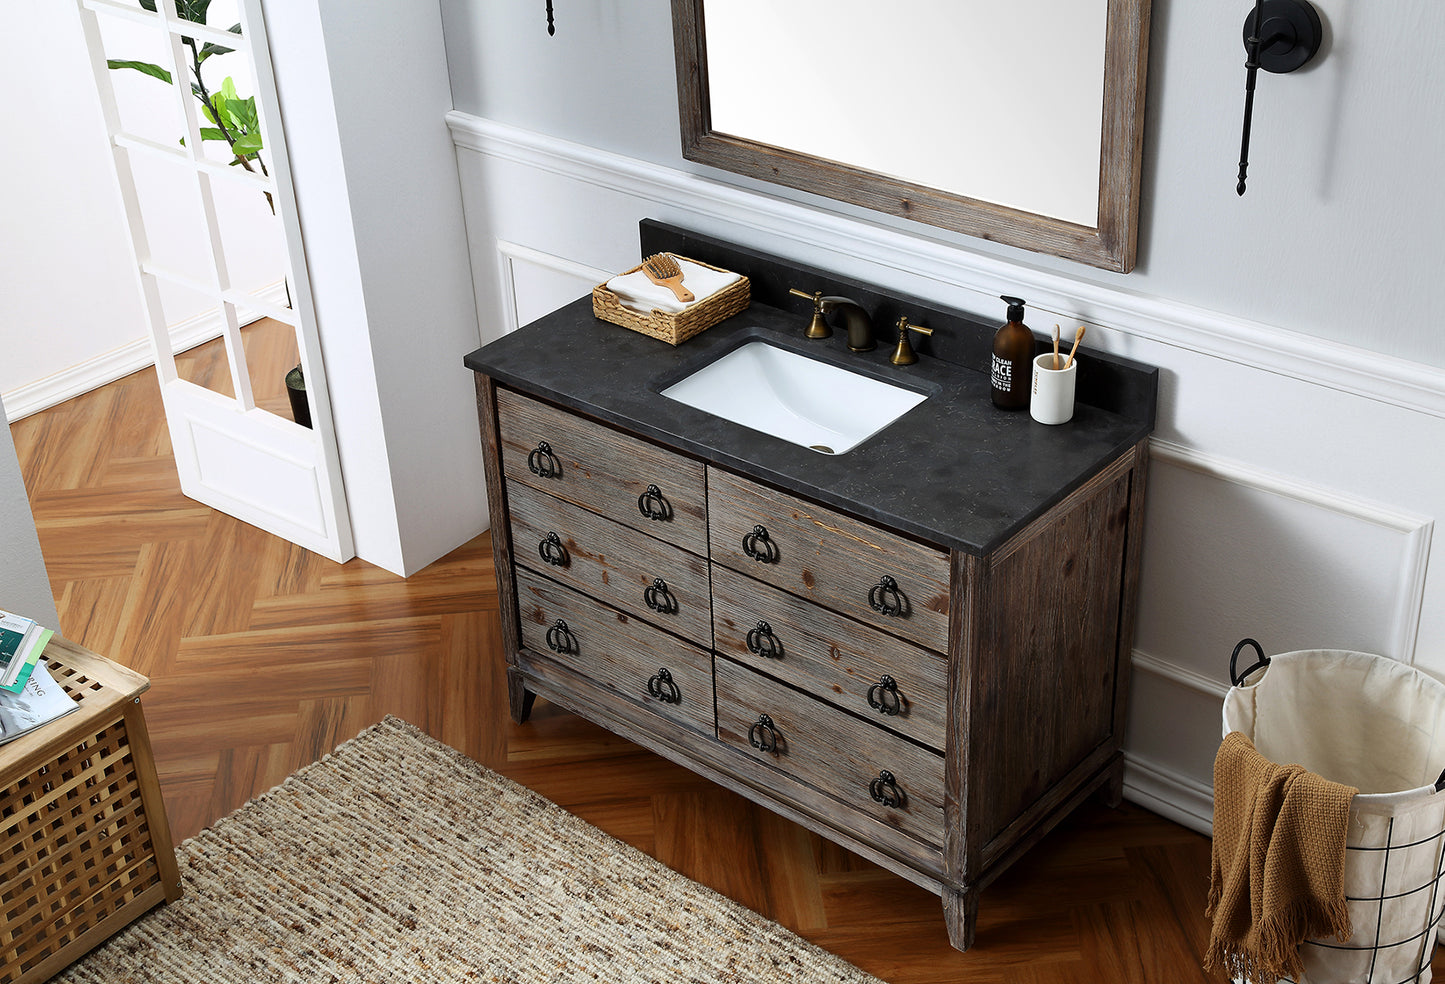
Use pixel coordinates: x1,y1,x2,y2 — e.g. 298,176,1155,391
1221,640,1445,984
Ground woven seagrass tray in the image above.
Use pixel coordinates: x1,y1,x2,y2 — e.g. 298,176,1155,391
592,256,750,346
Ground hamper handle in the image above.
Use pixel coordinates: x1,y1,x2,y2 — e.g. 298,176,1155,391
1229,638,1270,687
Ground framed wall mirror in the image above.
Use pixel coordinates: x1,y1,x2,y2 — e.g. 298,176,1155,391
670,0,1152,273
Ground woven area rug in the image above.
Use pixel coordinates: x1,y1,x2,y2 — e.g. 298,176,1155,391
55,716,883,983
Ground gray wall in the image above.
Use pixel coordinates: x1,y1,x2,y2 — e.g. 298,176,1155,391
439,0,1445,369
0,393,58,628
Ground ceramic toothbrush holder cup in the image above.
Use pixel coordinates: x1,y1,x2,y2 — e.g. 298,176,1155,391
1030,353,1077,425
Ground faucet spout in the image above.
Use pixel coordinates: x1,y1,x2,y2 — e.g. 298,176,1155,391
820,296,876,353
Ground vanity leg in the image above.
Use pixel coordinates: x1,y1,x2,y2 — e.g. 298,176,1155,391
943,886,980,951
1098,756,1126,809
507,667,536,724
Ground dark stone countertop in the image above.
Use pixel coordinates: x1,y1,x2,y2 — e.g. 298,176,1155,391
464,293,1154,556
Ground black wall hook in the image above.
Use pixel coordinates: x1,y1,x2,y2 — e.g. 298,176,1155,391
1236,0,1323,195
545,0,555,36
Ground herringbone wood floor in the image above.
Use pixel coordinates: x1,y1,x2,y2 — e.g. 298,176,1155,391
13,321,1385,982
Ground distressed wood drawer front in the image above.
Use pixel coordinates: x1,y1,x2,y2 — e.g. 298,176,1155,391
497,388,707,554
707,469,951,650
515,570,715,736
508,481,711,645
711,565,948,752
715,657,945,848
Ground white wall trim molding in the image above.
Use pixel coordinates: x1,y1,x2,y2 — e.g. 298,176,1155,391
2,281,291,422
1124,752,1214,835
1132,647,1231,701
1150,439,1435,663
493,240,612,339
447,112,1445,419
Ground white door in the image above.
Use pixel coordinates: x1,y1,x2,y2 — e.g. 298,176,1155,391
75,0,353,562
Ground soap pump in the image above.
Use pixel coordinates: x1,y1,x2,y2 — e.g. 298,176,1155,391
990,296,1034,410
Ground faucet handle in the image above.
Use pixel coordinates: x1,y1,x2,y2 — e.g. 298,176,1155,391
890,316,934,366
788,287,832,339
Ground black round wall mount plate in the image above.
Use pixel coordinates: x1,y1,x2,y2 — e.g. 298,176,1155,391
1243,0,1323,74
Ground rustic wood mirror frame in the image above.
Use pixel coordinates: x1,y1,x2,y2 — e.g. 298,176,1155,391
670,0,1152,273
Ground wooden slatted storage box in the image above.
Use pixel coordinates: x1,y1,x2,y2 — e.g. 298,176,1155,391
0,637,180,984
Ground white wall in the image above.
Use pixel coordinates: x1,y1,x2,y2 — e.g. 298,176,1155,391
438,0,1445,834
0,3,148,410
1,1,288,420
263,0,487,576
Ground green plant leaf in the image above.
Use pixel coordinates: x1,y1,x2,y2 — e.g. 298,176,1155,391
106,59,172,84
175,0,211,24
235,96,259,131
200,26,240,61
232,133,263,156
215,78,247,130
198,127,228,141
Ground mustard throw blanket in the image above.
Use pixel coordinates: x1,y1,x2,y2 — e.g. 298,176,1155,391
1205,731,1357,983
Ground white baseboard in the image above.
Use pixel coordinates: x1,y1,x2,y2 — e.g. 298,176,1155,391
3,281,291,422
1124,753,1215,836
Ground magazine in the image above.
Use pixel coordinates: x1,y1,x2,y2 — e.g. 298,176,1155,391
0,610,54,694
0,661,77,745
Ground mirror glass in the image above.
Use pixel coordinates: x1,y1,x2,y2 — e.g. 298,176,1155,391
671,0,1150,272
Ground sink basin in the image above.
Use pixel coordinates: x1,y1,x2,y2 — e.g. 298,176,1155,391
660,341,928,454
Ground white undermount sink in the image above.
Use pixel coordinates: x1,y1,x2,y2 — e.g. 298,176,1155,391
660,340,928,454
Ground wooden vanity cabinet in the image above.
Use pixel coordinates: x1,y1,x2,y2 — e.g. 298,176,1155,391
477,378,1149,952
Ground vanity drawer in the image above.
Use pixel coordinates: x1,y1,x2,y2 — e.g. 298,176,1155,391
497,388,707,555
708,469,951,651
711,565,948,752
508,481,712,645
715,657,945,849
515,569,714,737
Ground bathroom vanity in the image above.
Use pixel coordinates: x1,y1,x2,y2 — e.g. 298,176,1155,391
464,222,1157,950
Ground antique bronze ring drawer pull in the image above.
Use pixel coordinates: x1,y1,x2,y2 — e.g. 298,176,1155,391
869,770,905,809
647,667,681,704
868,575,909,617
544,618,577,655
644,577,678,615
538,531,569,567
748,714,782,754
527,440,561,479
742,525,779,564
637,484,672,521
867,675,903,716
746,621,783,659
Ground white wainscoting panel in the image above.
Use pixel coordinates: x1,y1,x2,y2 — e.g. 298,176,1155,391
1138,441,1433,671
494,241,612,339
446,114,1445,420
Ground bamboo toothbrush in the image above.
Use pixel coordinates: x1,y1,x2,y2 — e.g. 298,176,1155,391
1064,326,1086,369
642,253,694,303
1052,325,1061,370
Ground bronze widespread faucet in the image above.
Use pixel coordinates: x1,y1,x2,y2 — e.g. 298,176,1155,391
820,297,875,352
787,288,875,352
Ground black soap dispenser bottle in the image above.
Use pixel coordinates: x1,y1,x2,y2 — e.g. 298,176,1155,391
990,295,1035,410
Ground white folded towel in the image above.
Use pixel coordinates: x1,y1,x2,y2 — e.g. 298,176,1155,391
605,256,741,315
